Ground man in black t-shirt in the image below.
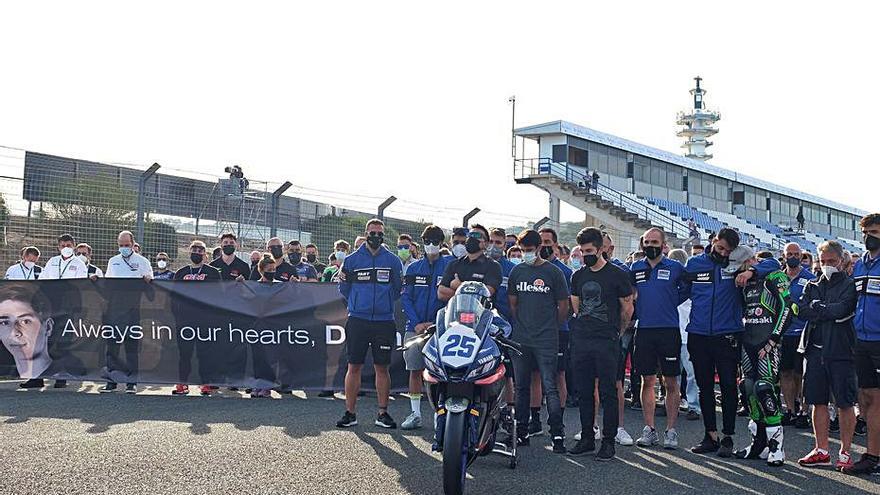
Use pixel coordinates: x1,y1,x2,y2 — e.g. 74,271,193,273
210,232,251,281
438,224,502,302
249,237,297,281
173,241,222,281
567,227,634,461
507,229,570,453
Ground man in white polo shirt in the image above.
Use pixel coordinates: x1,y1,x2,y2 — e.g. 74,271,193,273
40,234,88,280
5,246,42,281
101,230,152,394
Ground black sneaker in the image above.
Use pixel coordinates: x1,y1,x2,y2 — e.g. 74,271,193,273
375,412,397,429
855,416,867,437
830,417,840,433
336,411,358,428
19,378,44,389
842,454,879,476
691,435,720,454
567,438,595,456
718,436,734,458
516,431,530,446
596,440,615,461
528,418,544,437
552,436,566,454
686,410,701,421
795,413,811,429
781,411,795,426
99,383,117,393
125,384,137,394
317,390,335,398
53,380,67,389
630,400,642,411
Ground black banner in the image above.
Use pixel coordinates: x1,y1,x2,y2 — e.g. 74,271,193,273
0,280,409,390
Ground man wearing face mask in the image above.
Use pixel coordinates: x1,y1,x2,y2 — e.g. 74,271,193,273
438,224,502,302
487,228,515,322
397,234,416,272
288,240,318,282
153,252,175,280
305,243,326,275
249,250,261,274
336,219,403,430
450,227,469,259
249,238,296,281
779,243,815,429
41,234,88,281
629,228,690,450
210,233,250,281
103,230,153,394
322,240,350,283
399,225,453,430
601,232,628,271
846,213,880,475
75,243,104,279
796,240,859,471
505,234,518,253
508,229,570,453
5,246,42,281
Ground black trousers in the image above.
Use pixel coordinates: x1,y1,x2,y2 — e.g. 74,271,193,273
687,332,740,436
572,337,619,441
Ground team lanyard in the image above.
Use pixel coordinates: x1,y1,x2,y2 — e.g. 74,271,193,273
19,262,34,280
189,265,204,277
58,257,74,279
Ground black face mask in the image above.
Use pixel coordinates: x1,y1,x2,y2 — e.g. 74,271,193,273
710,249,729,267
190,253,204,264
865,234,880,252
288,253,301,264
222,245,236,256
643,246,662,260
306,254,317,263
785,256,801,268
539,246,554,260
367,233,384,249
584,254,599,267
465,237,482,254
262,271,275,280
269,245,284,259
601,252,609,261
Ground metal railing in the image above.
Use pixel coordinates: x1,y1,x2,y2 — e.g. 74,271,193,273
515,158,692,239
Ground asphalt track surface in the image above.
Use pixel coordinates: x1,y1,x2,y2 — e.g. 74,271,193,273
1,380,878,495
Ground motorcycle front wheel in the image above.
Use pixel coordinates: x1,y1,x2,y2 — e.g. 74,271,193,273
442,411,468,495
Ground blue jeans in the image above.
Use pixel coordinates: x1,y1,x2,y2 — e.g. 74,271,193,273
680,342,701,413
512,343,564,437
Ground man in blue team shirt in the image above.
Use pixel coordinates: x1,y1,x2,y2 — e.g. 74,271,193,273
779,242,815,428
400,225,452,430
846,213,880,475
630,228,689,450
336,218,403,430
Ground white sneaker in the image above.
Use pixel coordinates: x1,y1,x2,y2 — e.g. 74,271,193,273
663,429,679,450
594,424,602,440
616,427,635,446
574,430,582,441
401,412,422,430
636,425,659,447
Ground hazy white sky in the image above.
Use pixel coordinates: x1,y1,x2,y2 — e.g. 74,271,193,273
1,2,876,227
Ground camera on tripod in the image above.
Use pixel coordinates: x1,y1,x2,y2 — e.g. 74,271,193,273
224,165,249,193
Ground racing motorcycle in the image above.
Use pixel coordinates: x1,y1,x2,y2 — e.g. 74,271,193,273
402,281,521,495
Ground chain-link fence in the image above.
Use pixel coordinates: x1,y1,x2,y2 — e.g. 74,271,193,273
0,146,543,271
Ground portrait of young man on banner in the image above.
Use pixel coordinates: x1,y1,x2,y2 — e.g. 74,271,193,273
0,284,55,379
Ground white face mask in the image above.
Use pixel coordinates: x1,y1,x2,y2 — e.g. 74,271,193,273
451,244,467,258
157,260,168,269
23,261,35,269
334,251,346,263
522,251,538,265
821,265,838,279
423,243,440,256
60,247,74,258
77,254,89,265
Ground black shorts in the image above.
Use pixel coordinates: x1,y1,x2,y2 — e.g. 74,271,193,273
345,317,397,366
557,331,570,372
803,348,858,407
633,327,682,377
779,335,805,373
854,340,880,389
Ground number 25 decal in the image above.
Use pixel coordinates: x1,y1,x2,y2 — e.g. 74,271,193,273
441,334,477,358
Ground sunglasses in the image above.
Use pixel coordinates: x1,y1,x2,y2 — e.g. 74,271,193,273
368,231,383,237
397,245,410,250
467,232,483,239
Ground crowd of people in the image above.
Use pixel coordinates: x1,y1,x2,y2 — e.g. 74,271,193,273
3,213,880,475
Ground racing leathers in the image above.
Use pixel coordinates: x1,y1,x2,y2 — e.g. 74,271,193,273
735,270,796,466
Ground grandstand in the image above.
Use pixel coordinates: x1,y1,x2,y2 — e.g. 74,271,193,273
513,119,867,254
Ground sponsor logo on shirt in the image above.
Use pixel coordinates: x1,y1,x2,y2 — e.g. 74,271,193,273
657,269,670,281
376,269,390,283
745,316,773,325
797,278,809,287
516,278,550,293
472,273,485,280
414,275,429,286
182,274,209,281
696,272,712,283
634,270,648,283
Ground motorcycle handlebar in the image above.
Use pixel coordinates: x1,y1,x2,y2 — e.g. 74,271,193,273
493,335,523,356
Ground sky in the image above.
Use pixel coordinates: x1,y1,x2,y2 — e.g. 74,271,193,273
1,1,877,228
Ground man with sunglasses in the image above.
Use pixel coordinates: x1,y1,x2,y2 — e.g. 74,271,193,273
438,224,502,303
400,225,453,429
397,234,417,272
249,237,297,281
779,242,815,428
450,227,469,258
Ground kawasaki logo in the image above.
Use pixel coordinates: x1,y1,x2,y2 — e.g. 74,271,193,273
745,316,773,325
516,279,550,293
